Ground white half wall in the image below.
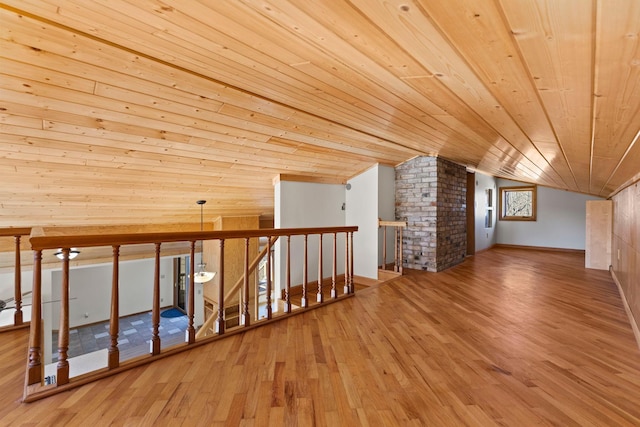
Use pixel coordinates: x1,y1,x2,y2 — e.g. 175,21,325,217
345,164,395,279
496,179,603,250
274,180,346,292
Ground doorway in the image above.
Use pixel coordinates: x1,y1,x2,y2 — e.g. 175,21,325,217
466,172,476,255
173,256,188,313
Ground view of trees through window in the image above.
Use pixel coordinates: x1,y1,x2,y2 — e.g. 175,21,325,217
499,186,537,221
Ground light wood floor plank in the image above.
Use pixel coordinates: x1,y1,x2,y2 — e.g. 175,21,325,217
1,247,640,425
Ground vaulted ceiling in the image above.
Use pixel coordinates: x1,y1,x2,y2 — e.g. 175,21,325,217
1,0,640,229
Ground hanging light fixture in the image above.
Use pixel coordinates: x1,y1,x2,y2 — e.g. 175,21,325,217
54,248,80,260
194,200,215,284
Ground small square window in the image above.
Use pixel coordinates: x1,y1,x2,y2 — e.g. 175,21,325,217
499,186,537,221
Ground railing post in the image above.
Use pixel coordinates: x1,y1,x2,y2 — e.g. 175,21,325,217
27,249,42,385
398,227,404,275
150,243,161,355
284,235,292,313
394,227,399,273
317,234,323,303
14,235,23,325
344,232,349,295
331,233,337,299
186,241,196,343
265,236,272,319
382,224,387,270
350,231,355,293
242,238,251,326
215,239,225,335
56,248,70,385
301,234,308,308
108,245,120,369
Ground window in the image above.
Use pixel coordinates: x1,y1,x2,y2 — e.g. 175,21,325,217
499,185,537,221
485,188,493,228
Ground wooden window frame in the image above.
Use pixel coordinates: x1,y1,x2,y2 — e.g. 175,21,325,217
498,185,537,221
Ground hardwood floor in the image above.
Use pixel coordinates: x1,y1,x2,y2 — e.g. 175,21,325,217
1,247,640,426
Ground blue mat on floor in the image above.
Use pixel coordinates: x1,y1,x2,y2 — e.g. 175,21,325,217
160,308,185,318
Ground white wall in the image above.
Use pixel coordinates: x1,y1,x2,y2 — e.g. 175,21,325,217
51,257,174,329
378,165,397,267
496,179,603,250
0,268,36,327
274,180,346,292
474,172,498,252
346,166,379,279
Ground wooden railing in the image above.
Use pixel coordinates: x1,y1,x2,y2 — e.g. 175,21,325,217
23,225,356,402
196,235,279,339
0,227,31,331
379,220,406,275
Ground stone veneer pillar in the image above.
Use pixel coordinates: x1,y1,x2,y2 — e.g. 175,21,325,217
395,156,467,272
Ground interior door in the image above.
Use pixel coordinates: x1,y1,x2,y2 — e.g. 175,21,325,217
173,256,187,313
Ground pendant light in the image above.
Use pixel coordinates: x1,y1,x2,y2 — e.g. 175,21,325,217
54,248,80,260
194,200,215,283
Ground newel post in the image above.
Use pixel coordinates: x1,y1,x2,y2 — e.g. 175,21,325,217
27,249,42,385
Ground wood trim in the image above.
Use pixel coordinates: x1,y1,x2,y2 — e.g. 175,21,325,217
272,174,346,185
610,268,640,352
23,293,354,403
29,226,358,250
493,244,585,254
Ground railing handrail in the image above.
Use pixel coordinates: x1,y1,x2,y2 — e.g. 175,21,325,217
0,227,32,237
29,226,359,250
378,220,406,228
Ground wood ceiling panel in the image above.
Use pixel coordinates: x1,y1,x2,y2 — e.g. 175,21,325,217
1,1,639,229
591,0,640,195
499,0,594,194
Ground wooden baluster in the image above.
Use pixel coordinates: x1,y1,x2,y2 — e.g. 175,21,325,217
265,236,272,319
242,238,251,326
331,233,337,299
398,227,404,275
216,239,225,334
284,235,292,313
394,226,399,273
14,235,23,325
350,231,355,294
57,248,70,385
186,241,196,343
317,235,323,303
27,249,42,385
150,243,161,355
108,245,120,369
382,224,387,270
344,232,349,295
301,234,308,308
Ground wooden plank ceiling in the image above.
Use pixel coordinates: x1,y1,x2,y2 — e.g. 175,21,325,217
1,0,640,229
